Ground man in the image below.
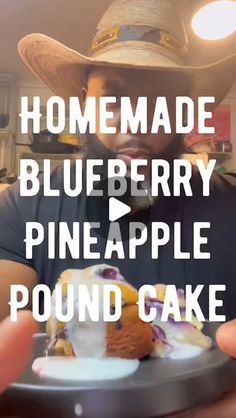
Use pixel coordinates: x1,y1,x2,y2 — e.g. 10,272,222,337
0,0,236,416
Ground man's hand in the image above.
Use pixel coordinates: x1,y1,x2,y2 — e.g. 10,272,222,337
168,320,236,417
0,311,37,393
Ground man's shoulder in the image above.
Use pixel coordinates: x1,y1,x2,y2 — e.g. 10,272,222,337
38,164,65,189
0,164,72,220
210,170,236,192
182,168,236,221
192,167,236,197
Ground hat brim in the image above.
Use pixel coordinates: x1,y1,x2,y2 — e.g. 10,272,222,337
18,33,236,107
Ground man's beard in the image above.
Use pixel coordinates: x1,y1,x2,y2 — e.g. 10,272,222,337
82,133,185,162
79,134,186,211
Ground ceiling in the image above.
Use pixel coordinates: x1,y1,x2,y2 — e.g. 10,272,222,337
0,0,235,83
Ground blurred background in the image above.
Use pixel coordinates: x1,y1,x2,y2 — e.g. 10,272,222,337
0,0,235,187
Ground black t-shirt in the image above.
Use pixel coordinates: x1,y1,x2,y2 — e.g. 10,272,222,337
0,165,235,320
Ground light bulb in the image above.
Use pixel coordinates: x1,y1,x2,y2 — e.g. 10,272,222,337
192,1,236,40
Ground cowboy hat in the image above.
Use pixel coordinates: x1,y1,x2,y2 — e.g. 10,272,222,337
18,0,236,105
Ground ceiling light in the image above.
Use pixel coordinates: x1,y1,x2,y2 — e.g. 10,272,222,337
192,1,236,40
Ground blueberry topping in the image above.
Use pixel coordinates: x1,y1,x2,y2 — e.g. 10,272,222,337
102,267,118,279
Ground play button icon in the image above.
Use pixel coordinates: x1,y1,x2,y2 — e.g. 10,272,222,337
109,197,131,222
86,176,151,242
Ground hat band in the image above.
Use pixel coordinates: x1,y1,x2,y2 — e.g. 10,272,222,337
90,25,186,59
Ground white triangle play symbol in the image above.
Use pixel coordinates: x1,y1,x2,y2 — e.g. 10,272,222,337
109,197,131,222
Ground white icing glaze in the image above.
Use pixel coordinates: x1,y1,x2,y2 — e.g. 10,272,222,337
65,270,106,358
34,265,140,381
168,340,204,359
153,310,208,359
49,264,119,358
32,357,139,381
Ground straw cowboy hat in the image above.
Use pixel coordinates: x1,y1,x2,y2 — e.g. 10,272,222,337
18,0,236,105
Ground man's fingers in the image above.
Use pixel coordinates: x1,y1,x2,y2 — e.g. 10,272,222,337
0,311,38,393
216,320,236,358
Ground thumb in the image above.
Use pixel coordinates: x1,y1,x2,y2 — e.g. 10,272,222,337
216,320,236,358
0,311,38,393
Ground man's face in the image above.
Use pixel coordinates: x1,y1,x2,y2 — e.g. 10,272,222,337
84,66,190,164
